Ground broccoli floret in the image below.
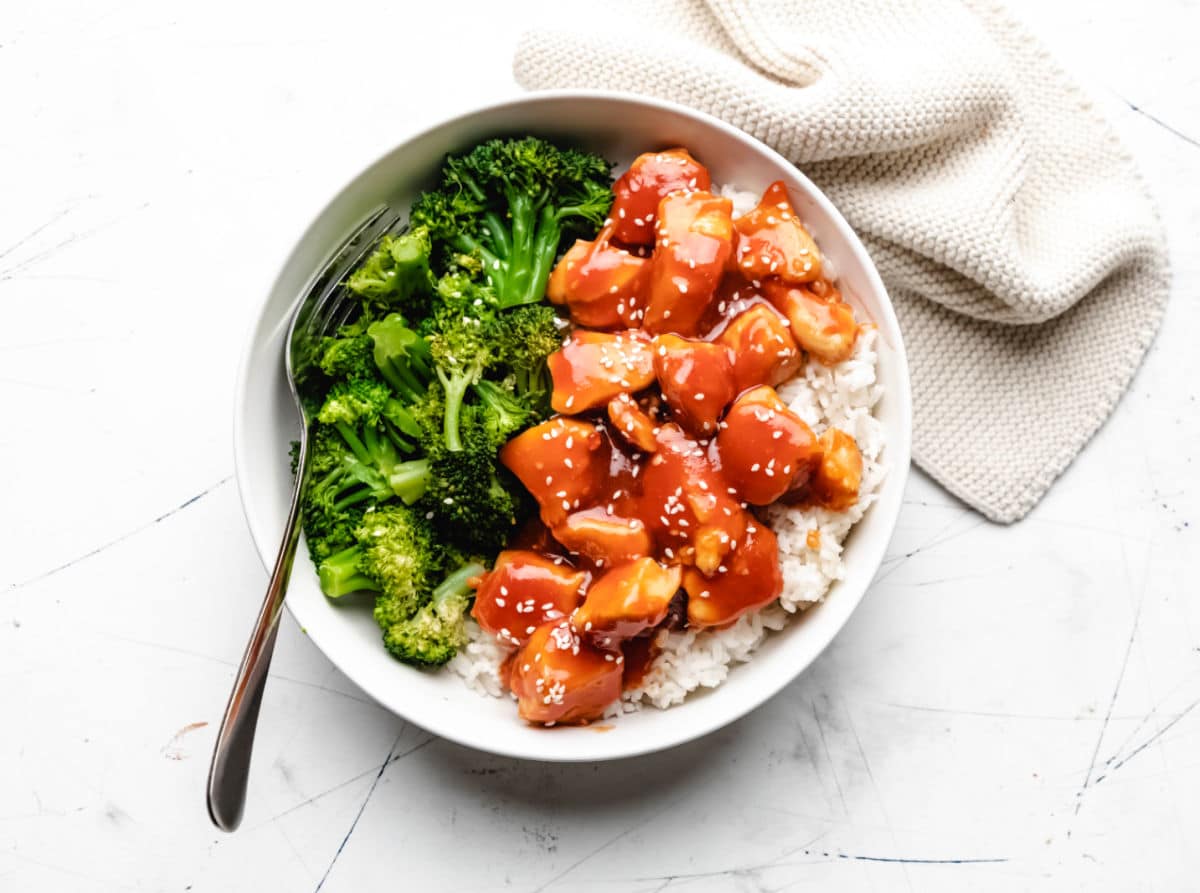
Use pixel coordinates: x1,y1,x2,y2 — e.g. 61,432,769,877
418,406,525,550
346,227,435,318
379,561,486,667
317,505,440,609
312,377,431,509
318,331,376,380
473,379,540,449
301,426,388,562
317,378,392,427
495,303,563,401
410,137,613,309
366,313,433,403
426,300,500,453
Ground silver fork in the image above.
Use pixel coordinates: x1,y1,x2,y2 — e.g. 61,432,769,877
207,205,403,832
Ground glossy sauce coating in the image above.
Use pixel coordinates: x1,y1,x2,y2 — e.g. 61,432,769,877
682,520,783,628
713,386,821,505
491,149,866,725
731,180,823,283
573,558,682,641
651,335,736,437
643,192,734,336
548,329,655,414
471,551,587,647
610,148,711,245
508,620,623,725
762,279,857,365
545,231,649,329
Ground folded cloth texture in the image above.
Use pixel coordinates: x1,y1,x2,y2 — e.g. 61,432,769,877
513,0,1170,523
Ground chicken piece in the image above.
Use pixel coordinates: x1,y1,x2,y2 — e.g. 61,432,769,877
762,279,858,365
640,423,747,575
714,386,821,505
471,551,588,647
717,303,803,393
607,394,658,453
683,519,783,628
545,235,649,329
552,508,653,567
731,180,823,283
652,334,735,437
548,329,655,414
509,620,623,725
643,192,734,336
610,148,712,245
500,418,610,526
573,558,682,642
810,428,862,511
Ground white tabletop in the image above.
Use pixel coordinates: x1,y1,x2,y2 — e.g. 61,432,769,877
2,1,1197,890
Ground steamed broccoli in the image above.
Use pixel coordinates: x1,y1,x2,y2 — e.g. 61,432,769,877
417,405,526,551
410,137,613,309
367,313,433,403
317,504,441,605
318,330,375,381
301,426,389,562
379,561,486,667
346,227,435,318
316,505,484,668
472,379,540,449
426,299,500,453
314,379,428,504
494,302,562,401
296,136,613,671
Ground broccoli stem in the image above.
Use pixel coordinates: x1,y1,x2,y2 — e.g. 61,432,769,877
433,561,487,603
318,546,377,598
483,211,511,257
388,458,431,505
334,422,372,465
436,366,475,452
378,363,427,404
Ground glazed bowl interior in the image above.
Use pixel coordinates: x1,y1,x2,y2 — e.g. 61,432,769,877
234,91,912,762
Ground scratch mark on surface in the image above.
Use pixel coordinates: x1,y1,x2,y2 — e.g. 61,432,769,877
628,831,830,888
880,701,1135,722
5,476,232,591
1075,537,1149,816
0,208,73,263
846,705,912,892
0,375,95,395
1094,669,1200,772
811,698,849,818
1120,97,1200,150
839,854,1008,865
531,798,681,892
251,737,416,830
312,732,402,893
875,517,987,583
1093,694,1200,786
161,721,209,761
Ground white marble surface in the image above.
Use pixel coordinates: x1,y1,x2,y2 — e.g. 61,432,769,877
2,1,1197,890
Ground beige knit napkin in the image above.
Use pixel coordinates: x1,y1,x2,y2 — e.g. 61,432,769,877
513,0,1170,523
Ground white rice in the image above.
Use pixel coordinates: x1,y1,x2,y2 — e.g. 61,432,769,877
448,189,886,714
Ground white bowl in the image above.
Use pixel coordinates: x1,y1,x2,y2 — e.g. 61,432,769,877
234,91,912,762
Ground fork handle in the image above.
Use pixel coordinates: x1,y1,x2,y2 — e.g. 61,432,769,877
206,449,308,831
